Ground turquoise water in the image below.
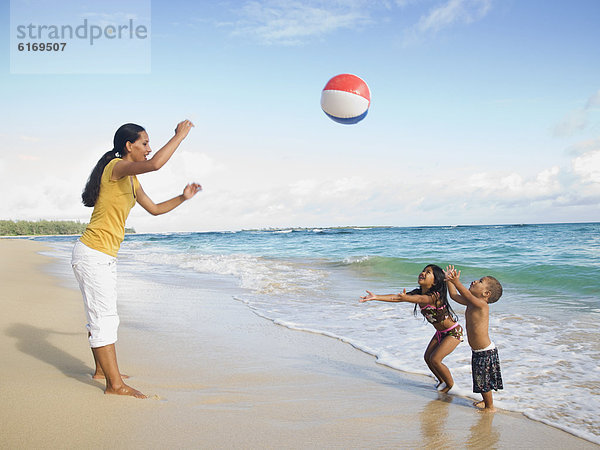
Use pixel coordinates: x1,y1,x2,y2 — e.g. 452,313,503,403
38,222,600,443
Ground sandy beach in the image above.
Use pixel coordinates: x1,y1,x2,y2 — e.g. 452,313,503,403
1,238,596,449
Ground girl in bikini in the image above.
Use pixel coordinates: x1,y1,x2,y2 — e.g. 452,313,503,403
360,264,463,392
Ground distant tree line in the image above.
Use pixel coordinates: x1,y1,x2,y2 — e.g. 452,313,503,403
0,220,135,236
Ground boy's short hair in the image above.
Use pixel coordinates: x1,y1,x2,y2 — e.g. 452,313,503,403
484,276,503,303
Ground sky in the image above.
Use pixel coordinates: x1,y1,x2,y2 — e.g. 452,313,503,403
1,0,599,232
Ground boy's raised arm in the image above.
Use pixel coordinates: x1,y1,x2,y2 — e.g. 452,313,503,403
446,277,468,305
444,265,486,307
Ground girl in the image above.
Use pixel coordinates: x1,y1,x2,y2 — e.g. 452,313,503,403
71,120,201,398
360,264,463,392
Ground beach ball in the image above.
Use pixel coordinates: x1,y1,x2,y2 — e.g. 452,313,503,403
321,74,371,124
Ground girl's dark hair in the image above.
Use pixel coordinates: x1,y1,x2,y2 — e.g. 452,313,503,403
412,264,458,322
81,123,145,207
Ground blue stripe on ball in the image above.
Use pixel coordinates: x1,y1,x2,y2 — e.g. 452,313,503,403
324,109,369,124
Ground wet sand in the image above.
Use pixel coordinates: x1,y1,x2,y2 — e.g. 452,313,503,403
1,238,596,448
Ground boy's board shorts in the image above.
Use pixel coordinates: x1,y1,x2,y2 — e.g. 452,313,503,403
71,240,119,348
472,342,503,393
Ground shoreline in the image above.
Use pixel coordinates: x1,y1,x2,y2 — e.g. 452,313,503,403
1,238,597,448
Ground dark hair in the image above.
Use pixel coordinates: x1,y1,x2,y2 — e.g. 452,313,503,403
81,123,145,207
484,276,503,304
412,264,458,322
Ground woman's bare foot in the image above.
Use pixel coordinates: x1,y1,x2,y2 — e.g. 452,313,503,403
92,371,129,380
105,383,147,399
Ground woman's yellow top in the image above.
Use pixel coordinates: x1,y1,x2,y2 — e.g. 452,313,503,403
80,158,139,257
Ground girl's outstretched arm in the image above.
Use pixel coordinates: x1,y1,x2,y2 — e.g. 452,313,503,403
360,290,401,303
136,183,201,216
360,289,437,305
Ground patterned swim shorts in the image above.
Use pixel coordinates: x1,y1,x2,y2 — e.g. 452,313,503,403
472,346,503,393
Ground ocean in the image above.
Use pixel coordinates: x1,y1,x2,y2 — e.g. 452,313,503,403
36,222,600,444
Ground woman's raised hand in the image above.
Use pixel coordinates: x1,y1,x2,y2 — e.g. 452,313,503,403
174,120,194,139
182,183,202,200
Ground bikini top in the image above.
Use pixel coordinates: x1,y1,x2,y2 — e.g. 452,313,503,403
406,288,452,325
419,303,451,325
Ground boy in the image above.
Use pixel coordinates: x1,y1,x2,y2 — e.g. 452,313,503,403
444,265,503,411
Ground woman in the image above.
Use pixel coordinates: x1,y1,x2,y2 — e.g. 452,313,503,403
72,120,200,398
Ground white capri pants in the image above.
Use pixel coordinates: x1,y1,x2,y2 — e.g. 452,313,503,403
71,240,119,348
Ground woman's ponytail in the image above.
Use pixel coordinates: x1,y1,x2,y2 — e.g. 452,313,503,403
81,150,118,207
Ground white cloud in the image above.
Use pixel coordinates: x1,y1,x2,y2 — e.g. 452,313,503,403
289,179,319,196
166,151,224,179
0,174,86,222
403,0,492,44
552,110,588,137
228,0,372,45
102,148,600,231
3,132,599,232
3,157,597,232
393,0,423,6
19,135,41,143
462,166,561,200
566,137,600,155
572,149,600,184
135,151,225,201
586,90,600,109
554,89,600,137
167,164,579,230
18,154,40,161
416,0,492,34
225,0,493,46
